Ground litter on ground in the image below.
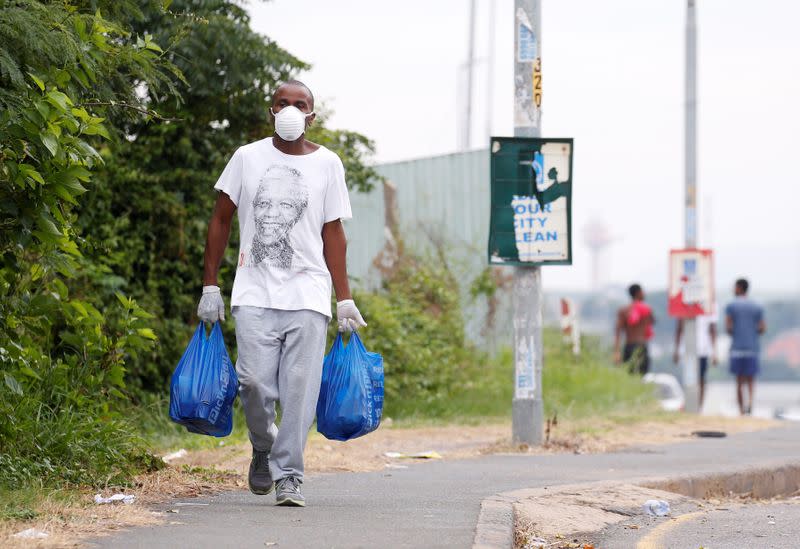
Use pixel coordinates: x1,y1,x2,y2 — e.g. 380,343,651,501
13,528,49,539
642,499,670,516
384,450,442,459
162,448,188,463
94,493,136,505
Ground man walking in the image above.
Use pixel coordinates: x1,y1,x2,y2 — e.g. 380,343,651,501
197,80,366,506
614,284,655,375
673,309,718,409
725,278,766,415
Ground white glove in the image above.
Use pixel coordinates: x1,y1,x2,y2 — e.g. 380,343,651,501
197,285,225,323
336,299,367,332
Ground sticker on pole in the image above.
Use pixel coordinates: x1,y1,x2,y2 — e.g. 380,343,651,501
516,334,535,399
668,249,715,318
488,137,574,266
516,8,537,62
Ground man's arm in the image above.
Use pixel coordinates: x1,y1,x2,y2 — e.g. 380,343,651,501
321,219,351,301
673,319,684,364
758,319,766,335
203,193,236,285
726,314,733,335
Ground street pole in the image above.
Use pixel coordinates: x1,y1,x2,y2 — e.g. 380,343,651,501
683,0,699,413
463,0,477,150
512,0,543,445
485,0,496,141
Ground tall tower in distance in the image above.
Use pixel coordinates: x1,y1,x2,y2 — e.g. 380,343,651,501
583,218,615,292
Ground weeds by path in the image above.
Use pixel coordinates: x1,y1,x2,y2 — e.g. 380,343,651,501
0,465,241,548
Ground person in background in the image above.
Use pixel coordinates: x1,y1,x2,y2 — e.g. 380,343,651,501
725,278,766,415
614,283,655,375
673,309,718,409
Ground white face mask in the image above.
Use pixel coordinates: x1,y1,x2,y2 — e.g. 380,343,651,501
270,105,314,142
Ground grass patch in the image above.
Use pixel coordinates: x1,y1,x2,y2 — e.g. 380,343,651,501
543,334,662,422
0,404,162,489
385,330,660,426
0,465,243,545
0,486,82,522
128,393,252,453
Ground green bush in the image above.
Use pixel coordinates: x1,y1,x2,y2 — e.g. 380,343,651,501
0,1,175,488
346,254,479,418
0,1,380,488
339,252,656,423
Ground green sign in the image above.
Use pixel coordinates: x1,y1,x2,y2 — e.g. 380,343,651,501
488,137,573,266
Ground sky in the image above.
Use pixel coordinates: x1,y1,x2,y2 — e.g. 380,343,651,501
247,0,800,297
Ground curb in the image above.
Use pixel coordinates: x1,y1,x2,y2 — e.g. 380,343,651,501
641,461,800,500
471,461,800,549
473,495,517,549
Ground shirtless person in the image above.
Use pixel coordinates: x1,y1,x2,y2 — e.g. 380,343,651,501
614,284,655,375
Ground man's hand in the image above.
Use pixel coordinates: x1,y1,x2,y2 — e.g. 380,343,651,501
613,350,622,365
198,285,225,323
712,353,719,366
337,299,366,332
673,350,680,365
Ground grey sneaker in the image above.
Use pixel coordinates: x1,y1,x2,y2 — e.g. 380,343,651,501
275,476,305,507
248,450,273,495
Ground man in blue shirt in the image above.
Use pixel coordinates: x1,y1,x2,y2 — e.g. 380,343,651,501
725,278,766,415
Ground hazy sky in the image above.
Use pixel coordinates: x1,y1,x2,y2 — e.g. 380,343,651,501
247,0,800,296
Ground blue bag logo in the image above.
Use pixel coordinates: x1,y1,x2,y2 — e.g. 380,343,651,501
169,322,239,437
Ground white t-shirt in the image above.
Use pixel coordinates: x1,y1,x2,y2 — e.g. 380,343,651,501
695,311,716,358
214,138,352,318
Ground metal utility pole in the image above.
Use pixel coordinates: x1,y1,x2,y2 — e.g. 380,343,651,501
512,0,543,444
683,0,700,413
462,0,477,150
485,0,496,140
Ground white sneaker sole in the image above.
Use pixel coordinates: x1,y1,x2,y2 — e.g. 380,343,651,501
275,496,305,507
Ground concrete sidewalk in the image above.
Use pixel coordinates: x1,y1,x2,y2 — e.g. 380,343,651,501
93,423,800,549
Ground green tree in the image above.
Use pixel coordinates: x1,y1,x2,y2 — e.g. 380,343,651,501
78,0,381,390
0,0,178,485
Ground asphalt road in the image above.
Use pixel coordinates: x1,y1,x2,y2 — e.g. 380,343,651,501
92,423,800,549
595,500,800,548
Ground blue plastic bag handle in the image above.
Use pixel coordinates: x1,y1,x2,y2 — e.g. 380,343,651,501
334,331,365,350
197,321,223,344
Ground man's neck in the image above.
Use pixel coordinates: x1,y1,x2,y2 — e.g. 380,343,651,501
272,135,316,156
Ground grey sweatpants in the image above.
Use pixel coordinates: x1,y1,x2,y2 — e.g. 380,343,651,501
232,306,328,481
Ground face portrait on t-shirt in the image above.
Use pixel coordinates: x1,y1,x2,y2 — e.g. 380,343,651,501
251,164,309,269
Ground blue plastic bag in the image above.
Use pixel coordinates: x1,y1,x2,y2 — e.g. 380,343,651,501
169,322,238,437
316,332,384,441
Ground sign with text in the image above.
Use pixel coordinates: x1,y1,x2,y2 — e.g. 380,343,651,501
488,137,573,266
668,248,715,318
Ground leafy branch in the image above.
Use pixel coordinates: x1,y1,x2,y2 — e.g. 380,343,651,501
79,100,183,122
